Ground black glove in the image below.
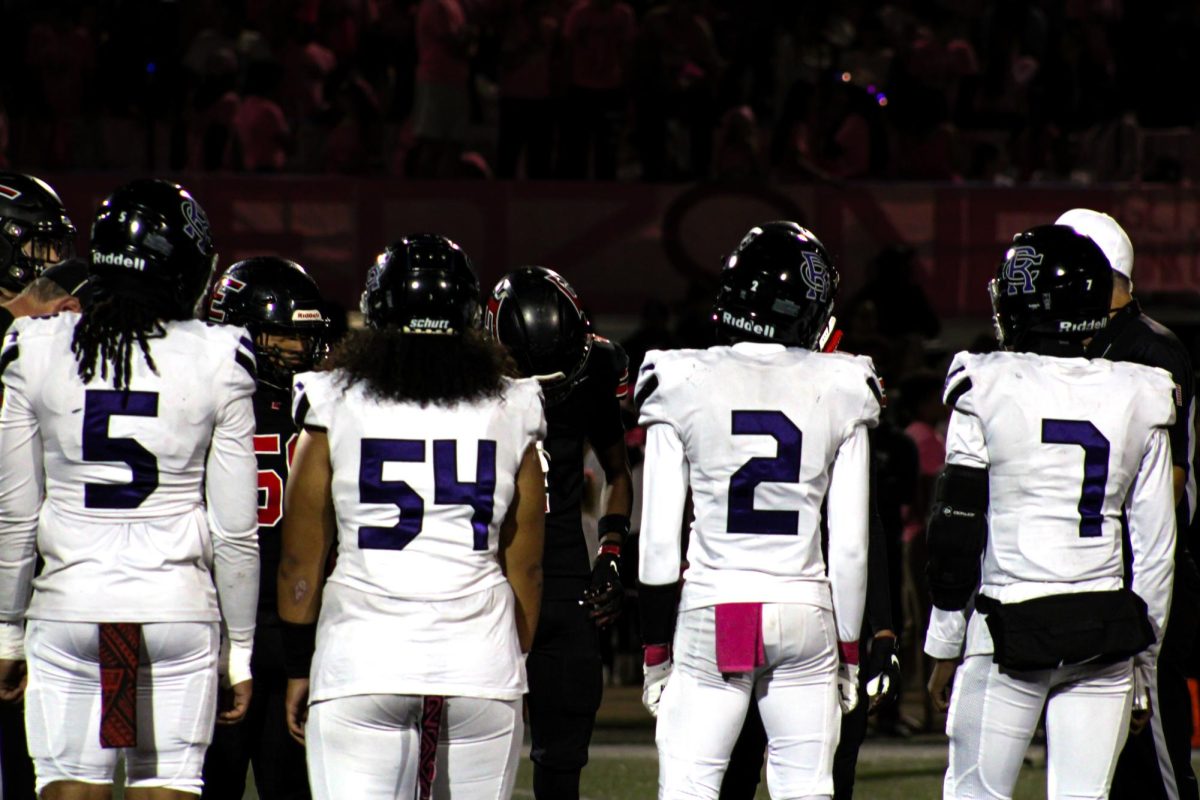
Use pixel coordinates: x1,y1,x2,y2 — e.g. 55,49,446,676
583,544,624,627
864,634,901,711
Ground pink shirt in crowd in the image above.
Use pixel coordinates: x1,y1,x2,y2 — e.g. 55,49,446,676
417,0,470,85
564,0,635,91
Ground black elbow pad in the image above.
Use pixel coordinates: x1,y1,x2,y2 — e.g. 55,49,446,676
926,464,989,611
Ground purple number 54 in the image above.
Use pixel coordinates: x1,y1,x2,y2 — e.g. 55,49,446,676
358,438,497,552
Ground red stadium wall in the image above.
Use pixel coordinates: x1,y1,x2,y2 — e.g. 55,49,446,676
48,177,1200,316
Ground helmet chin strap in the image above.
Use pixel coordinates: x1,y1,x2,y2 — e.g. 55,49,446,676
534,371,567,384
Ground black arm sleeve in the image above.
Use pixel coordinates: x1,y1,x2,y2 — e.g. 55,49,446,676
639,582,678,647
926,464,990,611
865,438,893,635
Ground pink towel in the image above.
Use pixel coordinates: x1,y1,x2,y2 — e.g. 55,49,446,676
715,603,765,673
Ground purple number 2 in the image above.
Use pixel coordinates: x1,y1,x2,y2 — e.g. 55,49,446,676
727,410,803,535
358,438,497,552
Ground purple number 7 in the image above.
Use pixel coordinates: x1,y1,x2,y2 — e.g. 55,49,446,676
1041,419,1110,538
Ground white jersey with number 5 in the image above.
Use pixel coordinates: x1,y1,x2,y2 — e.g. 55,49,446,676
636,343,880,645
0,312,260,649
292,370,545,702
925,350,1177,660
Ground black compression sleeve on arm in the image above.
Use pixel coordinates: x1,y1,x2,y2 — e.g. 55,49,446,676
865,444,894,633
639,582,678,647
926,464,989,611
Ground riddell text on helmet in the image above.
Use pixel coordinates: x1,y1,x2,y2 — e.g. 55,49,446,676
1058,318,1106,333
93,251,147,271
722,311,775,338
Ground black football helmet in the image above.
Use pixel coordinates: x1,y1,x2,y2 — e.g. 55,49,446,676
486,266,593,405
0,172,76,294
361,234,480,334
713,221,839,349
207,257,330,390
90,179,216,317
990,224,1113,351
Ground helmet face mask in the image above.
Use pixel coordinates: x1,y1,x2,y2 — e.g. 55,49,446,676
486,266,593,406
0,173,76,294
360,234,481,335
712,221,840,349
206,256,330,391
990,225,1113,353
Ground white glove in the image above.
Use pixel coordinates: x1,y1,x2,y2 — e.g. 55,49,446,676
643,659,673,718
837,662,860,714
1133,661,1153,715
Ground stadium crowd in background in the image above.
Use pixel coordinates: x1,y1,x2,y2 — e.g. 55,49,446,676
3,0,1200,183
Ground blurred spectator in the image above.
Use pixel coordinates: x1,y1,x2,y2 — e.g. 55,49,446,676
634,0,721,181
0,1,1196,184
712,105,765,180
558,0,635,180
496,0,561,179
235,60,290,172
323,75,383,173
410,0,477,178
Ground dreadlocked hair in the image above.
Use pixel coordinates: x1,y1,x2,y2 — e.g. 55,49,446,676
72,274,188,391
327,327,518,406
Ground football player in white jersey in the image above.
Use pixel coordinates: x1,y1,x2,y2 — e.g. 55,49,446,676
278,234,546,800
637,221,880,799
924,225,1178,800
0,179,261,798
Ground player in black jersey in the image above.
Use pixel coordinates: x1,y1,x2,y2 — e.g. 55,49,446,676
202,256,329,800
486,266,634,800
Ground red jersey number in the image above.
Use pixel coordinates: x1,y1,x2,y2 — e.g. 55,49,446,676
254,433,298,527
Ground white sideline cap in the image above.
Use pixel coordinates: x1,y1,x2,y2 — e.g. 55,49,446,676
1055,208,1134,280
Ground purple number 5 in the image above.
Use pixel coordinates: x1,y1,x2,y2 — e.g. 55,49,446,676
358,438,497,552
727,410,802,535
83,389,159,509
1042,419,1110,538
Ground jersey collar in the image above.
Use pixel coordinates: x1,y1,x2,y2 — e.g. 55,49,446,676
730,341,788,355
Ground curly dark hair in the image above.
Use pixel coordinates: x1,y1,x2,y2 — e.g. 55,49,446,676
71,277,190,391
326,327,518,405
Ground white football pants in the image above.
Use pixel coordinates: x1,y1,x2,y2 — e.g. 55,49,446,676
945,653,1133,799
24,620,218,796
306,694,522,800
656,603,841,799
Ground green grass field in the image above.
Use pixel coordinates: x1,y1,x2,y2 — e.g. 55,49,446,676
509,752,1049,800
105,685,1190,799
